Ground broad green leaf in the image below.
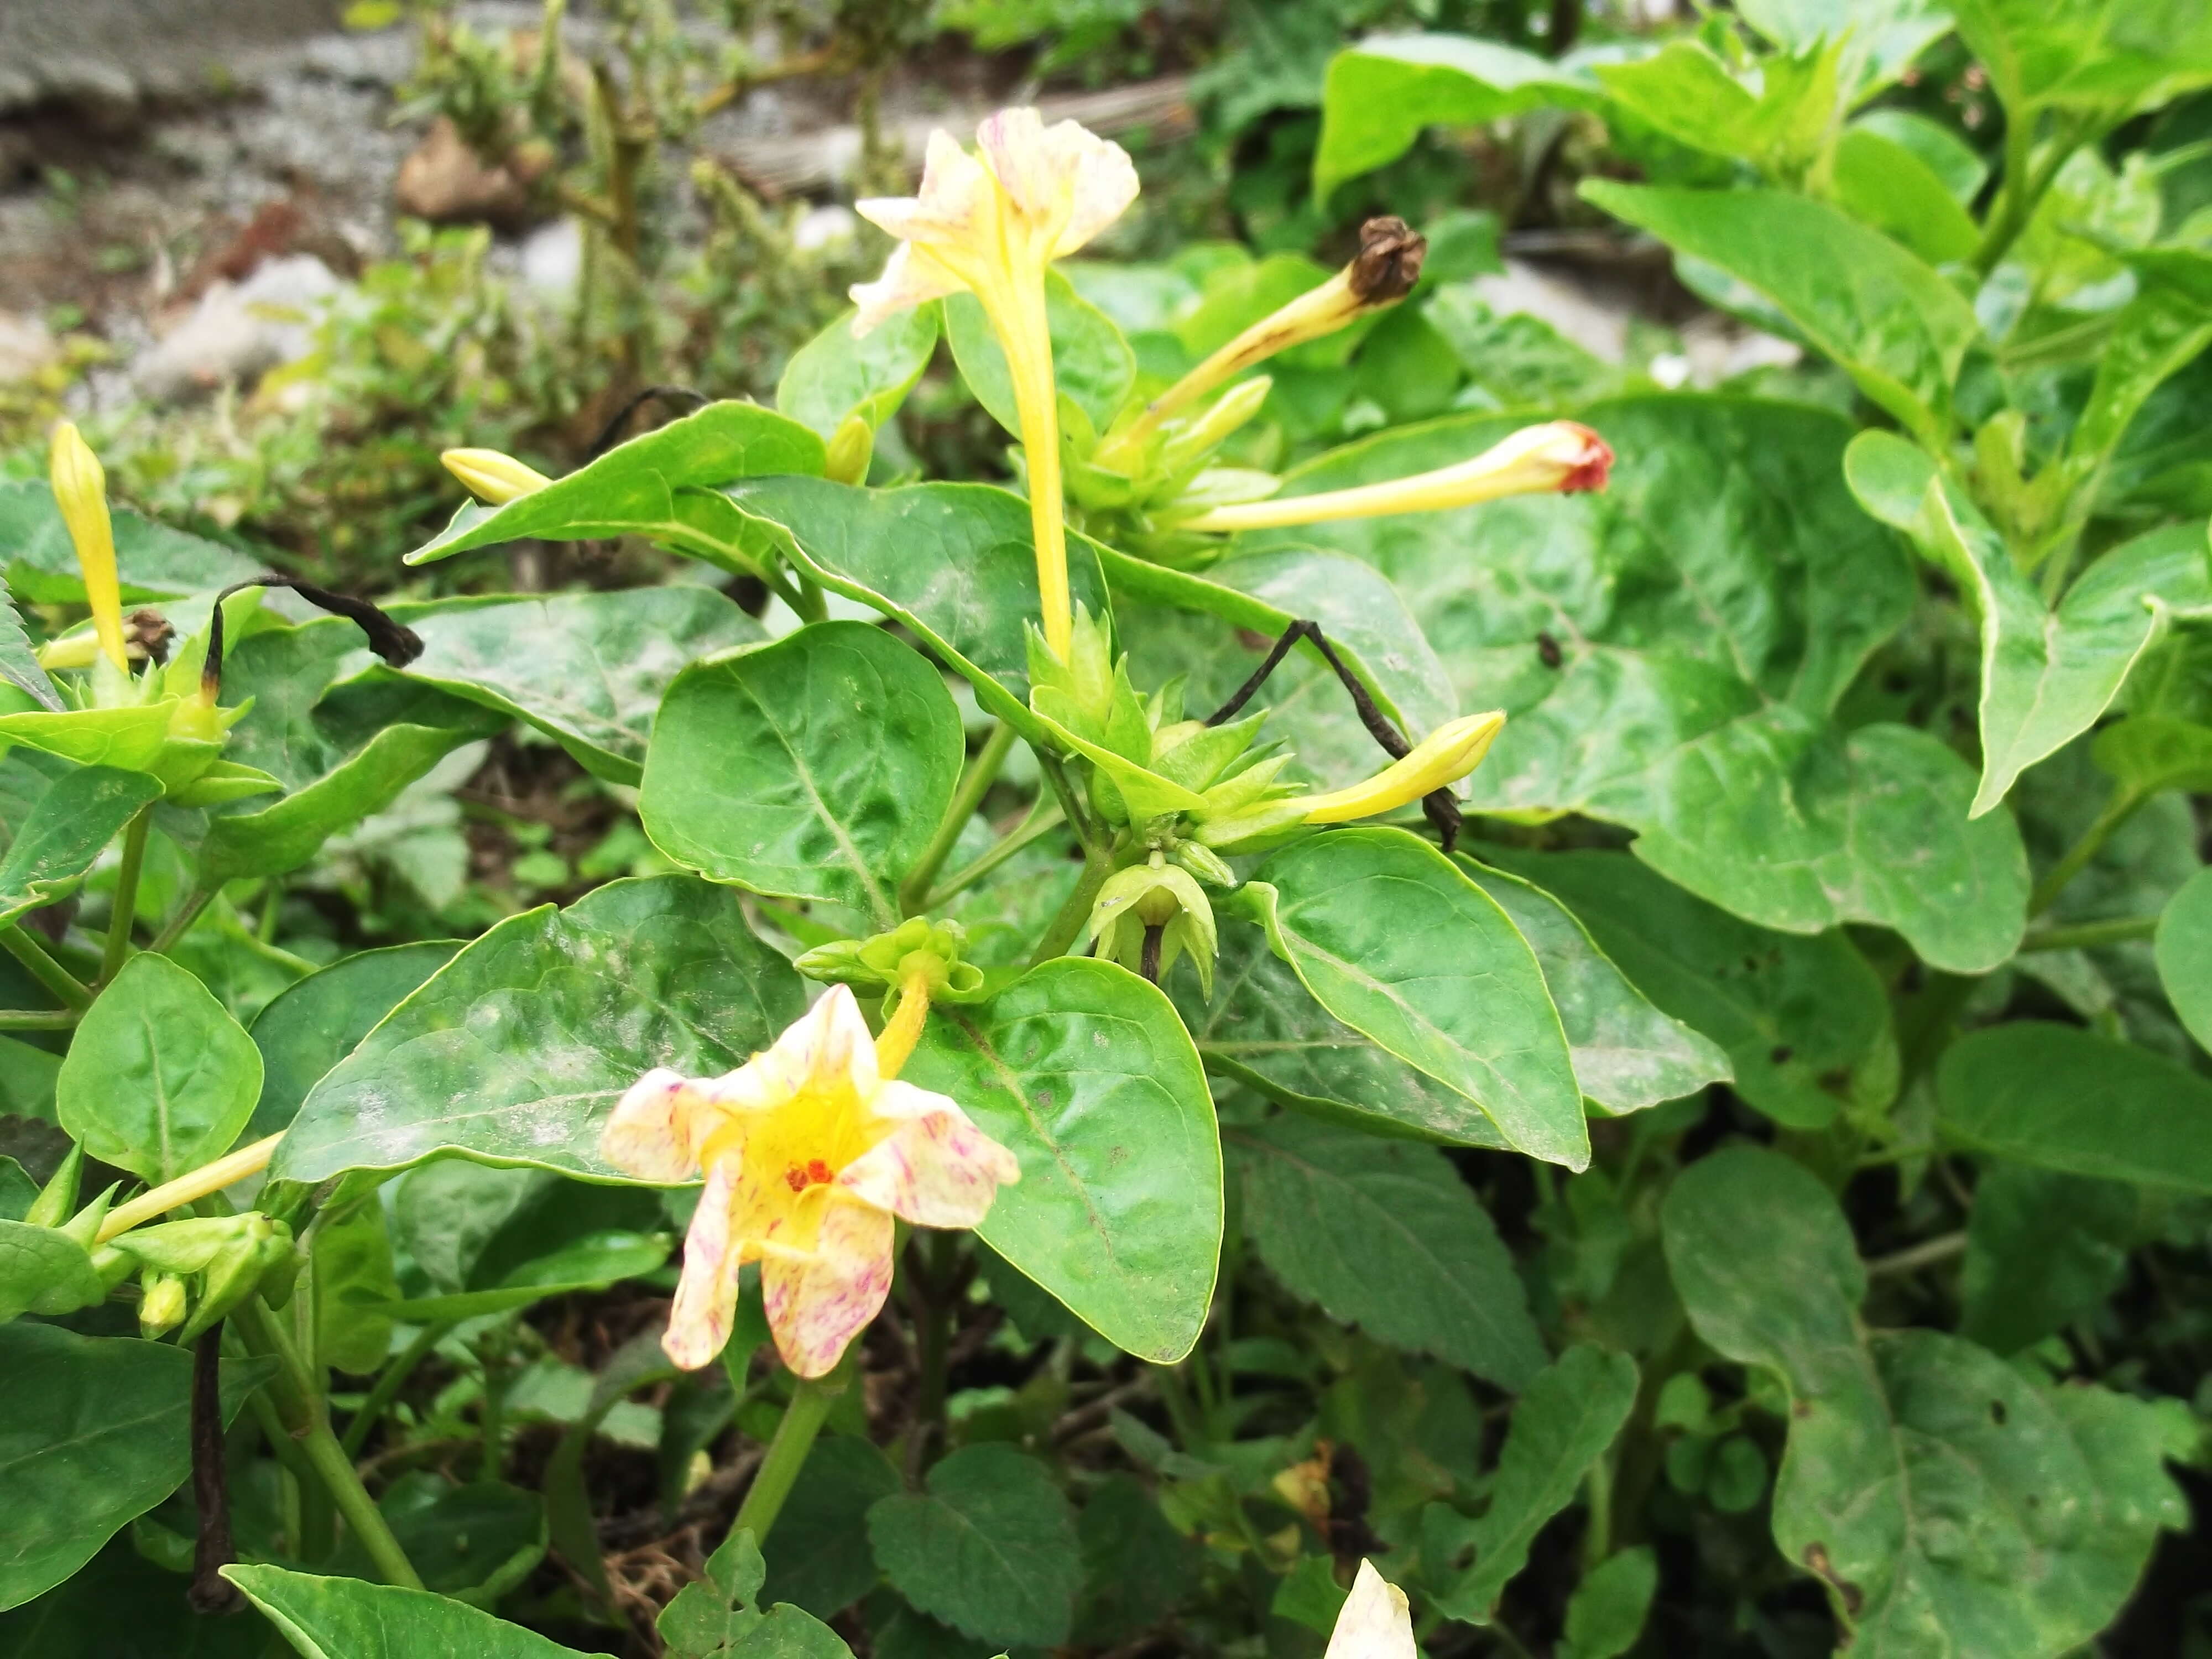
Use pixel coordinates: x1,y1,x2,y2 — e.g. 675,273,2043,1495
1428,1345,1639,1621
404,401,826,567
902,957,1222,1363
2091,714,2212,797
1950,0,2212,117
1229,1115,1545,1389
763,1436,901,1619
2062,284,2212,491
1477,848,1888,1130
0,1535,268,1655
1830,126,1981,264
273,876,805,1183
207,719,471,884
0,1218,106,1321
1961,1165,2146,1354
1246,401,2028,972
1178,925,1509,1148
1074,1474,1199,1646
0,575,60,712
945,271,1135,437
1847,434,2212,815
0,763,160,930
1580,185,1981,444
0,705,173,773
778,305,941,439
1245,828,1586,1169
719,478,1113,745
374,1231,671,1322
224,1562,586,1657
642,621,962,927
315,1189,398,1374
865,1443,1083,1648
659,1521,764,1656
0,1324,269,1611
1662,1144,2190,1655
373,588,766,786
346,1476,546,1606
1561,1547,1658,1659
1734,0,1951,97
1937,1021,2212,1190
246,941,461,1140
58,951,260,1184
1312,35,1608,196
1595,40,1841,178
0,479,263,605
1851,108,1989,203
1457,857,1731,1113
2156,863,2212,1051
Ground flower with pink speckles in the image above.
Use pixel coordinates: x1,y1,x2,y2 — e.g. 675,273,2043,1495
601,984,1020,1376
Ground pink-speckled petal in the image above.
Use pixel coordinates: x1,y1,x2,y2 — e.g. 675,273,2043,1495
975,107,1053,217
664,1158,744,1370
838,1094,1020,1229
850,243,966,336
762,1198,895,1378
600,1068,702,1182
1051,122,1138,257
858,131,993,241
1323,1561,1416,1659
748,984,880,1102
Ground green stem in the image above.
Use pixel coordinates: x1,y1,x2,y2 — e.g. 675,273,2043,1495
901,722,1018,917
98,806,151,987
2031,786,2146,916
342,1321,457,1458
925,800,1066,908
234,1297,424,1590
911,1232,958,1452
0,1008,76,1030
1029,848,1112,967
150,886,215,955
732,1375,838,1546
1,925,91,1012
1582,1450,1614,1570
1866,1230,1968,1277
1971,103,2039,278
2021,915,2159,952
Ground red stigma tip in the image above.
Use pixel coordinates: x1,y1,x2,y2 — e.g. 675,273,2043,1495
1559,425,1613,494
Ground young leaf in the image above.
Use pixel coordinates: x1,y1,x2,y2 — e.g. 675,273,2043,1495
1961,1165,2145,1354
865,1443,1083,1648
272,876,805,1183
1559,1547,1658,1659
225,1562,587,1657
778,304,941,440
0,573,61,712
0,763,162,931
945,271,1135,437
759,1437,900,1620
58,952,261,1185
1230,1115,1546,1389
246,941,461,1140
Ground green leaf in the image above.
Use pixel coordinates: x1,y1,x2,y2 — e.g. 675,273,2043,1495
1560,1547,1658,1659
641,622,963,927
1595,39,1842,177
0,1324,270,1611
1473,848,1889,1130
373,589,766,786
1846,434,2211,815
1229,1115,1545,1389
1245,828,1587,1169
1830,126,1983,265
272,876,806,1183
718,478,1113,745
779,305,941,439
1246,401,2026,971
946,271,1135,437
2156,863,2212,1052
761,1436,900,1619
0,1218,106,1321
374,1235,671,1322
1312,36,1608,197
902,957,1221,1363
0,763,160,930
1662,1144,2190,1653
58,951,261,1184
0,575,61,712
246,941,461,1141
315,1191,399,1375
865,1443,1083,1649
1734,0,1952,96
0,1535,269,1655
0,705,174,773
1580,186,1981,444
1961,1165,2145,1354
349,1476,547,1606
2092,714,2212,797
1937,1020,2212,1190
224,1562,587,1657
404,402,827,567
1074,1474,1198,1646
1456,857,1731,1113
1429,1345,1639,1621
1950,0,2212,117
1851,108,1989,203
2063,286,2212,492
0,479,264,605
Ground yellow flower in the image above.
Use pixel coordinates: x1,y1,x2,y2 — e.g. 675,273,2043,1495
1325,1561,1417,1659
851,108,1138,662
600,985,1020,1376
49,422,127,672
1295,711,1505,825
442,447,554,505
1178,421,1614,534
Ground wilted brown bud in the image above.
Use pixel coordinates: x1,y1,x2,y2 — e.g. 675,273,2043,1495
1348,216,1426,305
127,608,174,665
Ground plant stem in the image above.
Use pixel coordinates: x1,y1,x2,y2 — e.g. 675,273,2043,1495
342,1321,458,1458
97,1133,284,1244
234,1296,424,1590
910,1231,957,1463
1866,1230,1968,1277
0,1008,75,1030
2021,915,2160,952
1,925,91,1012
150,886,216,954
1029,849,1112,967
98,806,151,987
1582,1450,1613,1571
732,1375,838,1546
2031,786,2146,916
926,800,1066,907
901,722,1018,917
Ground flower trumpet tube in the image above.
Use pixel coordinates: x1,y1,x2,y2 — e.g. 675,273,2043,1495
1324,1561,1417,1659
601,982,1020,1376
49,422,127,672
849,108,1138,662
1179,420,1614,534
442,447,554,505
1295,710,1505,825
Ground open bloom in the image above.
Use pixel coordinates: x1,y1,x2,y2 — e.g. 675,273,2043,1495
49,422,127,672
601,985,1020,1376
1295,710,1506,824
851,108,1138,662
1178,421,1614,533
1326,1561,1417,1659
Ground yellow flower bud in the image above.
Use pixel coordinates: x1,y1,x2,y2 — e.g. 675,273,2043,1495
139,1272,187,1338
442,447,553,505
49,422,127,672
1296,711,1505,825
824,413,875,486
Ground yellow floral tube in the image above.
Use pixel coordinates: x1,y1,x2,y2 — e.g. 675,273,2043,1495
442,447,554,505
49,422,127,672
1181,421,1614,534
1296,711,1505,825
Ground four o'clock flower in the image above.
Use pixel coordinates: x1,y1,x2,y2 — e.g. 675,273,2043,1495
1177,420,1614,533
1294,710,1506,825
1326,1560,1419,1659
49,422,129,674
601,983,1020,1377
850,108,1139,664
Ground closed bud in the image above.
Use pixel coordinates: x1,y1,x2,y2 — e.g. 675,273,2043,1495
442,447,554,505
139,1272,187,1338
49,421,128,672
824,413,875,485
1295,711,1506,825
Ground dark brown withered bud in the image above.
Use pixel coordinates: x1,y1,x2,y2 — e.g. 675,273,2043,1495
1348,216,1426,305
126,608,174,665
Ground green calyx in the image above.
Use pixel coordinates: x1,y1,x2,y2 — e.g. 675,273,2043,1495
796,915,987,1002
106,1211,298,1344
1086,849,1221,998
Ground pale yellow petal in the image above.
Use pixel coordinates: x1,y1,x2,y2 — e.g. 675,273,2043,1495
1323,1561,1417,1659
850,242,968,336
762,1197,895,1378
1047,122,1138,257
839,1084,1020,1228
664,1157,745,1370
599,1067,702,1183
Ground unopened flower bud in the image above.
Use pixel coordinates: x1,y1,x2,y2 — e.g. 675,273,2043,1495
139,1272,187,1338
824,413,875,485
49,421,127,672
442,447,553,505
1295,711,1506,824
